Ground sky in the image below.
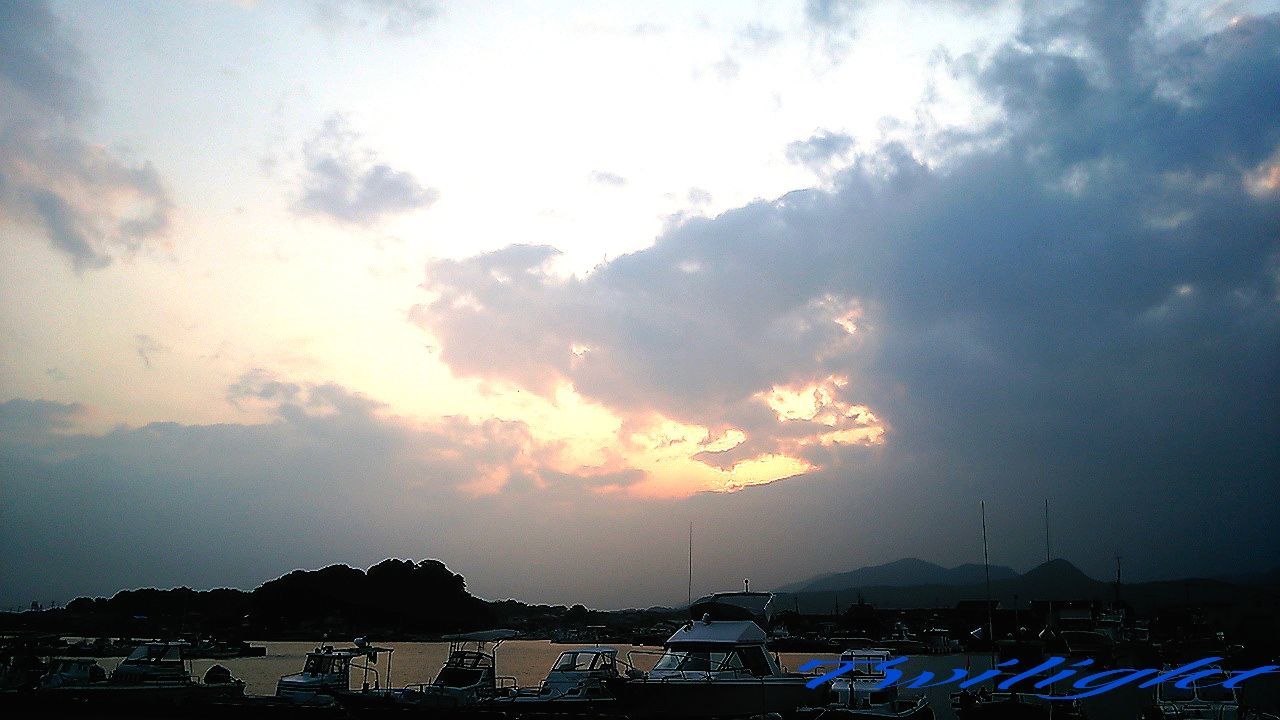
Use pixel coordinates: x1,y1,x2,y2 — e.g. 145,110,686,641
1,0,1278,610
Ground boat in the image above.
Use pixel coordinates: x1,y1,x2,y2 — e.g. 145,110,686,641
921,627,961,655
184,637,268,659
618,593,827,719
1138,668,1280,720
10,641,244,712
488,645,624,711
275,638,394,704
335,629,517,714
39,657,107,687
797,648,933,719
880,623,928,656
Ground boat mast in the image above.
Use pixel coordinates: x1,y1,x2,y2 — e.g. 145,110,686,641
687,521,693,607
981,500,995,677
1044,499,1051,564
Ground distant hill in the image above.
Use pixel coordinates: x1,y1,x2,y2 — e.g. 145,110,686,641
774,558,1277,614
776,557,1019,593
0,558,498,639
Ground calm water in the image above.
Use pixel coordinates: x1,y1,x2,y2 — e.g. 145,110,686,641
89,641,1279,719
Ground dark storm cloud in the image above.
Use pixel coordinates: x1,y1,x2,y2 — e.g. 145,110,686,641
0,1,172,271
414,6,1280,579
294,114,439,226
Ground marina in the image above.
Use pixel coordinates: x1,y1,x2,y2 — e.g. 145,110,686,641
4,599,1279,719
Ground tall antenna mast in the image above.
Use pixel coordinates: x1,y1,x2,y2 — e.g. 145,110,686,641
1044,499,1051,564
687,521,693,607
1114,554,1122,605
981,500,995,674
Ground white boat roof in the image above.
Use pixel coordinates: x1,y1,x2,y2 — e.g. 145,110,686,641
667,620,767,645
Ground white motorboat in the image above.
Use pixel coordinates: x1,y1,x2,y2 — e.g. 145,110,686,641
275,638,394,704
335,629,517,713
620,595,826,719
490,646,624,710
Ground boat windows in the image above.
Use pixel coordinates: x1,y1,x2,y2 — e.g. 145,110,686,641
303,655,349,675
124,644,182,664
1159,682,1195,701
554,651,611,671
738,646,774,677
435,667,485,688
1196,681,1236,702
653,650,746,673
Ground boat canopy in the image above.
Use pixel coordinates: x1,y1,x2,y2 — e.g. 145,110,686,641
666,619,767,645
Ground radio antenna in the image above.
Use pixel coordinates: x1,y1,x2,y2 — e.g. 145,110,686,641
1044,499,1051,564
981,500,995,679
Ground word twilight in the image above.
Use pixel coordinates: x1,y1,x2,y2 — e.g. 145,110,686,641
798,656,1280,701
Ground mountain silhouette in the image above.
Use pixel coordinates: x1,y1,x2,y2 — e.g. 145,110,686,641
776,557,1019,593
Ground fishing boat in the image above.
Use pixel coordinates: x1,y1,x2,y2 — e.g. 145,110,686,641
488,646,624,711
275,638,394,703
1138,669,1280,720
39,657,106,687
797,648,933,719
619,591,826,719
13,641,244,711
335,629,516,714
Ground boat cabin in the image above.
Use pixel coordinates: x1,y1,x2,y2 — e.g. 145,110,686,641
41,658,107,688
648,618,781,679
536,648,619,699
1155,672,1239,707
276,641,394,702
110,642,192,684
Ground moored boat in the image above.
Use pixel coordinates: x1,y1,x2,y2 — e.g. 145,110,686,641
618,591,826,719
798,648,933,720
275,638,394,704
335,629,517,715
1138,668,1280,720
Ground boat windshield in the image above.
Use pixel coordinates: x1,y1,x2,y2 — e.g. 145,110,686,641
554,652,614,672
1159,682,1196,701
303,656,349,675
838,655,887,678
653,650,745,673
1196,680,1237,702
124,645,182,664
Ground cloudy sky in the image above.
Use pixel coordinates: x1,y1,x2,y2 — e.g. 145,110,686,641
2,0,1278,610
